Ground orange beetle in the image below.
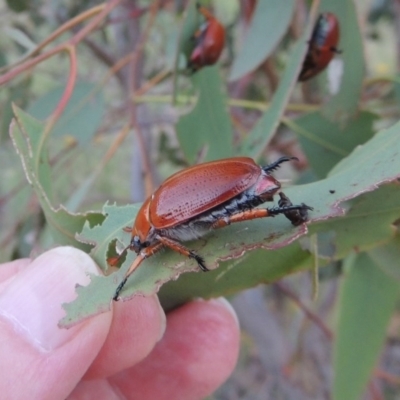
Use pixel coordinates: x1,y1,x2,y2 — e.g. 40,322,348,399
299,12,341,81
187,4,225,72
113,157,311,300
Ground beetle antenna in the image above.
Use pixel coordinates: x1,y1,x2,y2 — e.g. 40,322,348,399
263,156,298,174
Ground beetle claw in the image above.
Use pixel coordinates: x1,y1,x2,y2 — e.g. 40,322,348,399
277,193,312,226
189,251,209,272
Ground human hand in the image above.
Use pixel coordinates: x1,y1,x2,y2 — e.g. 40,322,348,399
0,247,239,400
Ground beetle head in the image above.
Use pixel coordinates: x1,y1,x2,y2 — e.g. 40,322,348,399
130,197,152,253
130,234,143,253
256,156,297,200
255,174,281,201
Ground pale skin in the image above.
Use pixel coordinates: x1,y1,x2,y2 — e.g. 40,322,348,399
0,247,240,400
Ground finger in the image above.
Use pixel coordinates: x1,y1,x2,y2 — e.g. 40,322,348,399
85,295,166,379
109,298,240,400
0,247,112,400
0,258,30,283
66,379,120,400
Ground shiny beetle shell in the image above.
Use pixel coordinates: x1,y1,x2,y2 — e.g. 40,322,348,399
299,12,340,81
188,5,225,72
132,157,279,243
153,158,261,227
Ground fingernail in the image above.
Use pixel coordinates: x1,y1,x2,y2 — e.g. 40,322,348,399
196,297,240,329
0,247,99,351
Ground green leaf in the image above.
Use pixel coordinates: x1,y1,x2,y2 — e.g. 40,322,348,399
61,117,400,325
77,203,139,273
0,141,31,261
27,81,104,146
176,67,233,163
333,252,400,400
1,77,31,143
10,106,104,251
304,120,400,257
4,27,37,51
212,0,239,27
321,0,364,119
12,106,53,197
239,7,317,159
368,235,400,281
6,0,29,13
229,0,295,81
309,184,400,258
61,194,311,327
171,0,198,98
176,0,199,64
159,242,312,311
294,111,377,178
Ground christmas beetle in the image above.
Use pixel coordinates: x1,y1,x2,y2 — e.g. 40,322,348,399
112,157,312,300
299,12,341,81
187,3,225,72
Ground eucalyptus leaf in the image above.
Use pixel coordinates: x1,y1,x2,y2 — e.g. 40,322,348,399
177,67,233,163
10,106,104,252
61,118,400,326
229,0,295,81
28,81,104,146
295,111,376,178
320,0,364,119
333,252,399,400
239,6,317,159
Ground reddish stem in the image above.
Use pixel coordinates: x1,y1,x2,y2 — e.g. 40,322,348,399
46,45,77,130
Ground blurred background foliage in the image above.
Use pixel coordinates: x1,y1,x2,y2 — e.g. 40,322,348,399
1,0,400,399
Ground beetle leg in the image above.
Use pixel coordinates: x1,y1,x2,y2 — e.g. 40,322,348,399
211,203,312,229
113,242,164,301
212,208,273,229
156,235,209,272
269,203,313,223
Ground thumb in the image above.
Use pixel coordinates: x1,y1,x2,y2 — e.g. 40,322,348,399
0,247,112,400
